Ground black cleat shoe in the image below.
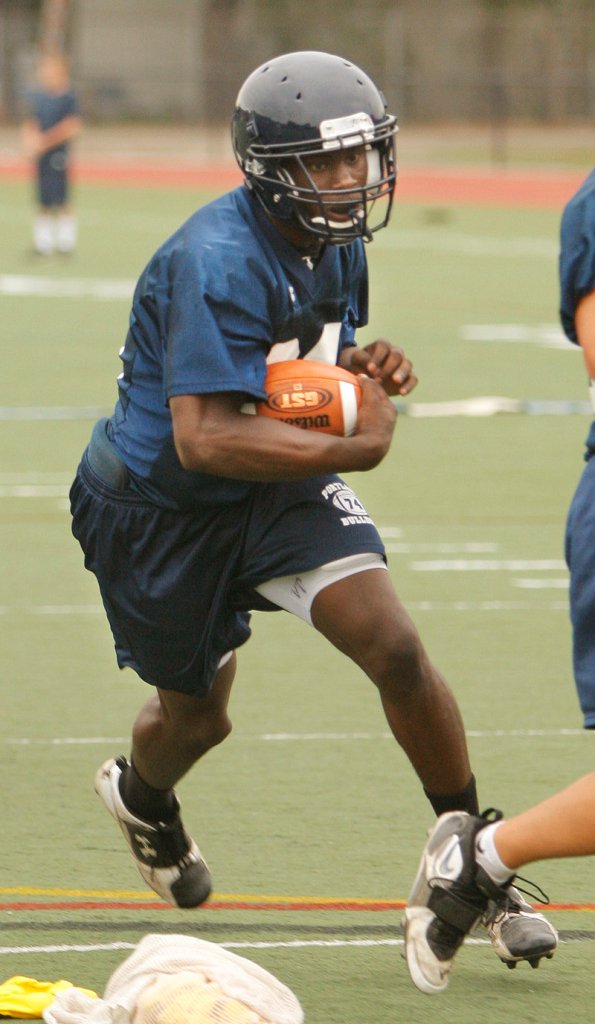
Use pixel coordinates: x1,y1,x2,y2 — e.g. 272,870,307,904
482,884,558,967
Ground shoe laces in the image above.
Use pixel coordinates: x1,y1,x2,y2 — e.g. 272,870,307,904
486,876,551,924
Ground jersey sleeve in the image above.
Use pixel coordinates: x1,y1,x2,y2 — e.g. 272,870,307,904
163,239,272,402
559,170,595,345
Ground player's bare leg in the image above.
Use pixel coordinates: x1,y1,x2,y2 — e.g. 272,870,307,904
495,772,595,865
310,568,472,797
95,653,237,907
131,651,237,790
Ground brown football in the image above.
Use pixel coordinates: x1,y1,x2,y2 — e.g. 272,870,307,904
256,359,362,436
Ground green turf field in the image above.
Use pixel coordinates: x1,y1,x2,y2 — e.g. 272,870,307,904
1,169,595,1021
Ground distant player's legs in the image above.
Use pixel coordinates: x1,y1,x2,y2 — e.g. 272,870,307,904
55,205,78,253
33,206,55,255
34,156,77,254
310,567,473,798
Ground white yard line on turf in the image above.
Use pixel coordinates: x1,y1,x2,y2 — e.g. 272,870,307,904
0,601,569,617
0,274,134,300
0,397,591,420
0,937,494,955
2,728,586,745
411,559,566,571
462,323,572,349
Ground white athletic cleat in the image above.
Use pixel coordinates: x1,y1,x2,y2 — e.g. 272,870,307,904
95,756,212,909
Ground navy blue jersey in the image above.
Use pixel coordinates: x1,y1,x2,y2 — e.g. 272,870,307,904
109,186,369,511
559,168,595,344
27,87,79,153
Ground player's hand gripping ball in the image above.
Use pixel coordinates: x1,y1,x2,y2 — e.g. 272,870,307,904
256,359,362,436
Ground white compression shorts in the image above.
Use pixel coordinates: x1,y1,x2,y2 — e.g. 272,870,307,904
255,551,387,626
216,552,386,668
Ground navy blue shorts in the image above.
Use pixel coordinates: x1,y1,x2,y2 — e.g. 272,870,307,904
565,453,595,727
70,447,385,698
37,150,69,207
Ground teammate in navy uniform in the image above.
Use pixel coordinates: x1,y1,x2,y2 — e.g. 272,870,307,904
403,167,595,996
21,51,81,255
70,51,554,968
560,168,595,726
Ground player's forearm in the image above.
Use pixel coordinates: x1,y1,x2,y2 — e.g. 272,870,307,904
174,416,389,481
39,116,82,153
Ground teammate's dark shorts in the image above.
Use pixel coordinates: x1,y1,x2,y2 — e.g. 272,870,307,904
70,422,385,698
565,453,595,728
37,149,69,207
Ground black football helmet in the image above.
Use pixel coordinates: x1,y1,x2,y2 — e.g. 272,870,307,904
231,51,398,246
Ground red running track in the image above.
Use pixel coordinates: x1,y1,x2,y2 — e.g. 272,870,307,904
0,158,585,208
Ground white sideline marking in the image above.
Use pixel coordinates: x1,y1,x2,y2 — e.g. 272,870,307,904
5,737,129,745
2,727,585,746
0,606,103,615
260,729,585,740
411,559,566,572
0,484,69,497
462,323,573,350
409,600,568,611
0,937,492,955
0,600,569,617
0,473,72,481
0,274,134,300
404,396,592,417
0,942,138,956
0,406,107,421
407,396,521,418
514,578,569,589
385,542,498,554
0,397,591,422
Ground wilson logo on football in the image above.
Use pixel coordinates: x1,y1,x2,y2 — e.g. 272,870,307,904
252,359,362,435
266,383,333,413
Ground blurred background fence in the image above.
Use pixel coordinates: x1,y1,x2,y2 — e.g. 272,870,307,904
1,0,593,132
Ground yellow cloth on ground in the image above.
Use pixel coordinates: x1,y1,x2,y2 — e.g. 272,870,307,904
0,977,98,1019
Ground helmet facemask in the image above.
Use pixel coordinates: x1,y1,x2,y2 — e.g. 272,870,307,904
237,115,397,246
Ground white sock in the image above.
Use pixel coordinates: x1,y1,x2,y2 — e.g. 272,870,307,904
33,214,54,255
56,214,77,253
474,821,514,885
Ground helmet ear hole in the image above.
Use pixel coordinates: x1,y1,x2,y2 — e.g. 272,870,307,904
366,147,381,187
246,115,259,141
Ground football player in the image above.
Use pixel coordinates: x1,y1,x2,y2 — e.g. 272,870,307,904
70,51,555,970
403,165,595,995
21,51,82,255
561,167,595,726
